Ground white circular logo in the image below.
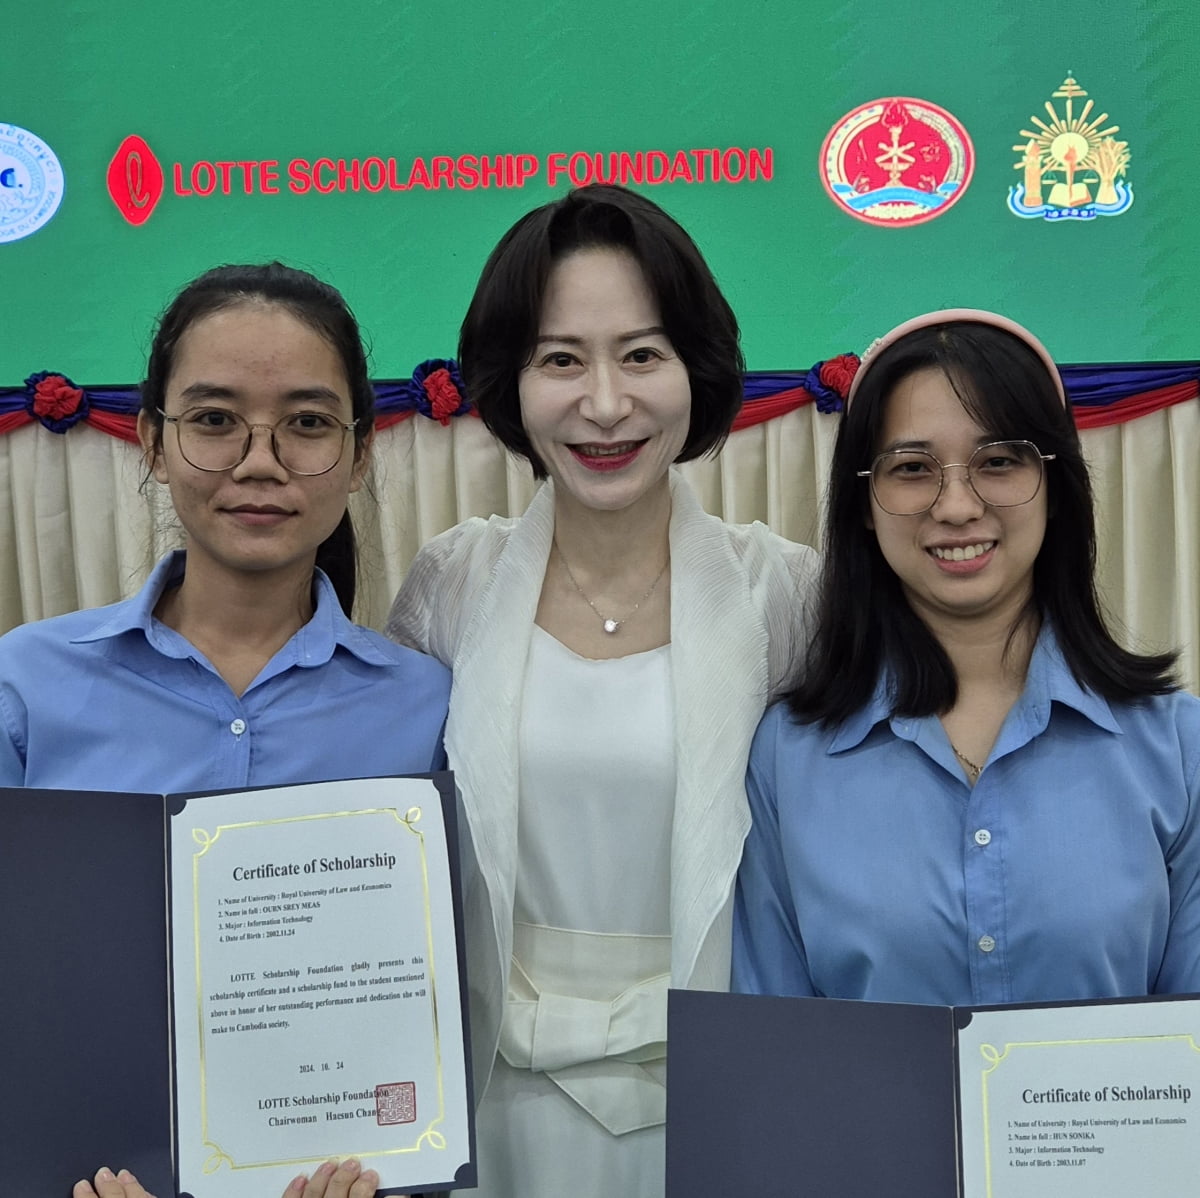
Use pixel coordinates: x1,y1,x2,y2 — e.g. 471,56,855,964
0,123,65,244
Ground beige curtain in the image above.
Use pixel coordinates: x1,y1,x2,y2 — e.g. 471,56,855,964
1,405,1196,690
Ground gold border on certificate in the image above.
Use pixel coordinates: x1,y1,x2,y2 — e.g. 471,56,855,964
975,1032,1200,1197
188,804,449,1175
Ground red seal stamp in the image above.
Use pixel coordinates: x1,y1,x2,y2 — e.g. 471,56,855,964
819,97,974,227
375,1081,417,1125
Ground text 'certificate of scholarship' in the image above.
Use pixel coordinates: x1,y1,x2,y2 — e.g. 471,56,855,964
666,990,1200,1198
957,997,1200,1197
169,775,474,1198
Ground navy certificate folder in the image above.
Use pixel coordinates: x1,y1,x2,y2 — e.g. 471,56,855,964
666,990,961,1197
667,988,1200,1197
2,788,175,1198
2,776,473,1198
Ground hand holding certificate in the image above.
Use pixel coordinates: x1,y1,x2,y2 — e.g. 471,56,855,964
5,775,474,1198
172,777,471,1196
279,1159,380,1198
73,1158,379,1198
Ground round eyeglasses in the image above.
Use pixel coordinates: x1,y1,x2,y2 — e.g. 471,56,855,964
159,407,358,476
858,440,1055,516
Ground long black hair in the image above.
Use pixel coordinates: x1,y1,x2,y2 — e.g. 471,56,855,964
787,319,1177,725
141,262,375,616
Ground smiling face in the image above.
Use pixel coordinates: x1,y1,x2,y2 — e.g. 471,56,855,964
139,301,368,588
868,365,1048,633
517,247,692,518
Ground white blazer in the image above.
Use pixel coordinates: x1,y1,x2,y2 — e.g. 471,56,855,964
386,472,817,1100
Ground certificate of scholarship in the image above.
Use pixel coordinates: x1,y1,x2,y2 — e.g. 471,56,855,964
957,998,1199,1196
3,774,474,1198
666,989,1200,1198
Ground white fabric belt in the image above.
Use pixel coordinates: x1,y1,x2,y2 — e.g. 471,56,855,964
497,922,670,1135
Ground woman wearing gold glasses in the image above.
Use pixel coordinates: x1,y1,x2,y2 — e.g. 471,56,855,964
734,309,1200,1006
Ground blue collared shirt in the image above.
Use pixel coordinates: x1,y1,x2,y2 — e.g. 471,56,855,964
0,552,450,793
733,628,1200,1005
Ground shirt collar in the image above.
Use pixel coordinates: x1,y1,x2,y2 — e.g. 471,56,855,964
70,551,187,648
293,569,398,669
826,622,1120,755
1007,622,1121,738
70,550,394,669
828,675,895,753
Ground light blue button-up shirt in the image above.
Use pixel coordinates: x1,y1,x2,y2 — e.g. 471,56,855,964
733,628,1200,1005
0,552,450,793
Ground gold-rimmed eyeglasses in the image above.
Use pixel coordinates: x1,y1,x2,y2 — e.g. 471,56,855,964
159,407,358,476
858,440,1056,516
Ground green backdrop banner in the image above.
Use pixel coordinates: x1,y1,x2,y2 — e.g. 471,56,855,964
3,0,1197,384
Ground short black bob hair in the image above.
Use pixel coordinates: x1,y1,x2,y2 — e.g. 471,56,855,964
459,184,744,478
786,318,1177,725
140,262,375,617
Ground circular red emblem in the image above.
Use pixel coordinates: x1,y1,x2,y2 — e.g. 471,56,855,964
819,97,974,227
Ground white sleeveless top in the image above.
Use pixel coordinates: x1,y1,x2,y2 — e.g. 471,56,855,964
471,626,675,1197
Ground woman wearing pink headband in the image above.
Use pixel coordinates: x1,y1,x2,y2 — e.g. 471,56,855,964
733,309,1200,1006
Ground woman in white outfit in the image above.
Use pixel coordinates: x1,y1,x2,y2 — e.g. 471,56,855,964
387,185,818,1197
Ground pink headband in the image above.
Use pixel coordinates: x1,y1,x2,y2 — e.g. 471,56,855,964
845,308,1067,408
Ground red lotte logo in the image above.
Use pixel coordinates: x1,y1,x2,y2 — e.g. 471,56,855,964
104,134,773,225
107,135,164,225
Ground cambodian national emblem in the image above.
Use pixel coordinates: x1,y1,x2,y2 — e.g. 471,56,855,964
819,97,974,227
0,123,65,245
1009,75,1132,221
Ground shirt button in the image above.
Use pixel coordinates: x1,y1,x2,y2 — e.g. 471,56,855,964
978,935,997,953
230,718,247,736
974,828,992,846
